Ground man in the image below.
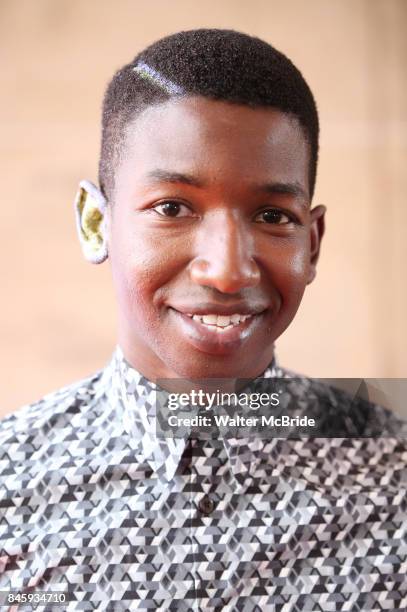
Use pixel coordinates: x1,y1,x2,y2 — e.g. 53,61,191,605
1,29,406,610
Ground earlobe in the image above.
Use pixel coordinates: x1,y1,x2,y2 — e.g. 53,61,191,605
307,204,326,285
74,180,108,264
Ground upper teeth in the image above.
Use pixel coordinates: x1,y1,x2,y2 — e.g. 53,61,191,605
188,313,253,327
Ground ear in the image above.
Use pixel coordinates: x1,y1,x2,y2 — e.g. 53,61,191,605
74,180,108,264
307,204,326,284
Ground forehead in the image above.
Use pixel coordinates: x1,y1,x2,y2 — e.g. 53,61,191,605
117,96,310,195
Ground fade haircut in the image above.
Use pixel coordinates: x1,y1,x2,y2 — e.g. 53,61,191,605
99,29,319,201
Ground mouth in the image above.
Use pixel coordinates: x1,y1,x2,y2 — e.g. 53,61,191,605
168,306,268,355
183,311,255,332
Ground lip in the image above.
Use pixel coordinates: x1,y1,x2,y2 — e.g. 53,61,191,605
169,302,268,316
168,306,267,355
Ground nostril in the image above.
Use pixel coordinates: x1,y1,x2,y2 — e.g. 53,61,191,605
190,258,210,275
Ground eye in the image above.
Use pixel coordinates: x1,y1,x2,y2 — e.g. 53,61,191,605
254,209,293,225
153,201,193,218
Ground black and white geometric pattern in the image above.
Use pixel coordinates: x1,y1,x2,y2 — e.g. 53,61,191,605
1,348,406,610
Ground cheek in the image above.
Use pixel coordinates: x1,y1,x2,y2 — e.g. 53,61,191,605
265,239,310,304
109,221,183,321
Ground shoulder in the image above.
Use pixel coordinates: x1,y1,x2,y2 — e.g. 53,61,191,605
0,369,104,448
275,367,407,437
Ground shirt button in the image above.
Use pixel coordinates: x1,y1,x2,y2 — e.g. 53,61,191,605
198,495,214,515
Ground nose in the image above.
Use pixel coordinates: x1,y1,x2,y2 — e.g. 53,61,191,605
189,210,261,293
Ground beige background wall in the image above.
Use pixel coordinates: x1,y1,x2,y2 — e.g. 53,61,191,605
1,0,406,417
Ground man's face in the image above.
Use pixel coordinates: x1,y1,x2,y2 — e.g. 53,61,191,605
107,97,325,381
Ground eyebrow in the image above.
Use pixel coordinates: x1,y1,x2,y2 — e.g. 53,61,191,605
144,169,309,201
257,181,309,201
145,169,204,188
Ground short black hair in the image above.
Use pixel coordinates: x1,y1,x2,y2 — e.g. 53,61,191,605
99,28,319,201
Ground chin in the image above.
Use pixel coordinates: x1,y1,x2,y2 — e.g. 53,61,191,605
164,352,268,382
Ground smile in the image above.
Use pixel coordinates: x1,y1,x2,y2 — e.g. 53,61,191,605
168,307,267,355
185,312,253,332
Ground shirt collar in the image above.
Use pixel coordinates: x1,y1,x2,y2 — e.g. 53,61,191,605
104,346,285,482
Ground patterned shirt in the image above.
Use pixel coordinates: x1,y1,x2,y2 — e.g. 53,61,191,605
1,348,407,611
